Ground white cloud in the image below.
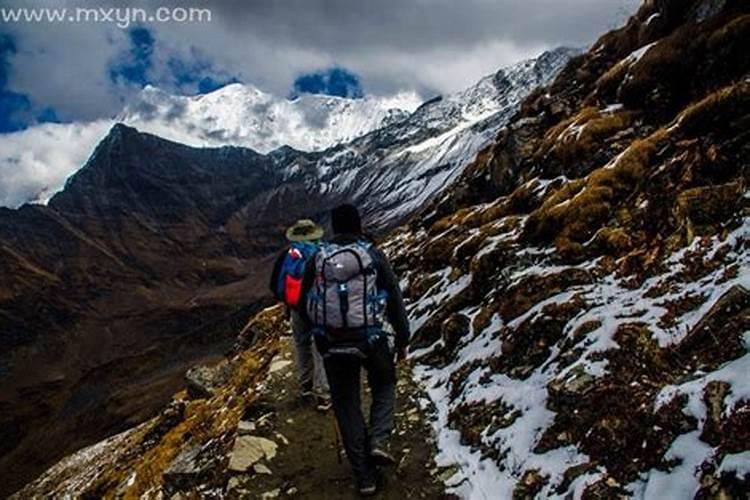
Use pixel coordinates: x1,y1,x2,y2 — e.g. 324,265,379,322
0,120,114,206
5,21,131,121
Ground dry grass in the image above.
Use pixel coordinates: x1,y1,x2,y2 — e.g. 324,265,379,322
676,81,750,137
524,127,668,244
620,12,750,114
594,60,632,102
82,308,283,498
429,206,476,234
536,107,600,158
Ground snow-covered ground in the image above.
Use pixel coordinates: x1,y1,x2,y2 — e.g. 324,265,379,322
400,209,750,499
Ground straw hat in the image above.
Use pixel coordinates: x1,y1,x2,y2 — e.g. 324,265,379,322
285,219,325,242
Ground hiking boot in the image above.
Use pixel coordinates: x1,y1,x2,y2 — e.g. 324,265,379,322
315,396,332,412
358,483,377,497
370,447,396,466
300,383,314,400
300,382,314,398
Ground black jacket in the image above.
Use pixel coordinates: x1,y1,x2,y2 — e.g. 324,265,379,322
300,233,410,349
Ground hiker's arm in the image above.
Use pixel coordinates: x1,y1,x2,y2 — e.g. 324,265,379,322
269,250,286,299
299,257,316,325
372,248,410,349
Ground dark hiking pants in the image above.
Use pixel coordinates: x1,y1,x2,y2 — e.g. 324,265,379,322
322,335,396,487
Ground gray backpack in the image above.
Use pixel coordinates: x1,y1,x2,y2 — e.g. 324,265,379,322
306,241,387,334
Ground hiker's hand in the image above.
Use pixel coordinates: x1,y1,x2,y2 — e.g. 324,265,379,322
396,347,408,363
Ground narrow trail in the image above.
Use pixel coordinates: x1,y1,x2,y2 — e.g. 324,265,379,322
227,336,452,499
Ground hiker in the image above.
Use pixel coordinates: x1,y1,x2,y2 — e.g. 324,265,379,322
269,219,331,411
300,204,410,496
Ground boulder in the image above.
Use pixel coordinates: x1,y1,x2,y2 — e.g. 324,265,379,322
185,360,233,400
228,436,278,472
163,442,222,495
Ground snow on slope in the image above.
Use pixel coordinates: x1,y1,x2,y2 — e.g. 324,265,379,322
306,47,580,228
119,83,422,153
0,84,420,208
387,207,749,499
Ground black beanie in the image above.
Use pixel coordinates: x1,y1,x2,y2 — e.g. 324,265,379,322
331,204,362,235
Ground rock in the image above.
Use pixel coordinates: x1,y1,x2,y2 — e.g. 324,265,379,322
437,464,460,482
226,475,250,495
442,313,471,357
269,358,292,374
163,443,220,494
227,476,242,490
253,463,273,475
237,420,256,435
185,361,233,400
261,488,281,499
548,366,596,410
701,381,730,446
228,436,278,472
678,285,749,368
274,432,289,446
513,469,547,499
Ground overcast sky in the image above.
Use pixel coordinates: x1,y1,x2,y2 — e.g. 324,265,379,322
1,0,640,130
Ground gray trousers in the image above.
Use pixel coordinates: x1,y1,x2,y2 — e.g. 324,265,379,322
322,335,396,486
290,310,329,396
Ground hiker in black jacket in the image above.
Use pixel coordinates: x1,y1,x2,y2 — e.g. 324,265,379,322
300,204,410,496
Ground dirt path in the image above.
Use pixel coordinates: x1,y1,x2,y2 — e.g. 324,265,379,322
226,336,451,499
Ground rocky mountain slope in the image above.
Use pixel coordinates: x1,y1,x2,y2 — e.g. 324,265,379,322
0,50,574,496
380,0,749,497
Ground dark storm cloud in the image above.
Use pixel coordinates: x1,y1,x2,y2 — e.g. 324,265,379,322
209,0,637,53
0,0,640,125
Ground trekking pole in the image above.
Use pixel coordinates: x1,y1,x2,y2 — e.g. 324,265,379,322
331,414,343,464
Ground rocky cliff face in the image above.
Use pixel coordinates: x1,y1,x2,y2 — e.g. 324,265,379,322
0,50,573,495
382,0,749,497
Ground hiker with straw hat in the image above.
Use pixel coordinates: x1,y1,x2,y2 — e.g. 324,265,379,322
270,219,331,411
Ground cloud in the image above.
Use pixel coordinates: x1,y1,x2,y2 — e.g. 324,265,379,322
0,119,114,206
109,27,154,87
0,33,61,132
1,0,640,124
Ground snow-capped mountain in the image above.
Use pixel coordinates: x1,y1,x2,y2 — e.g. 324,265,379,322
0,85,421,208
0,49,575,210
293,47,581,228
118,83,423,153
